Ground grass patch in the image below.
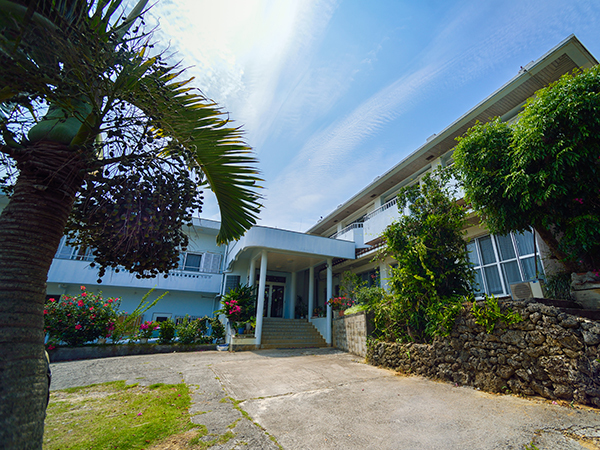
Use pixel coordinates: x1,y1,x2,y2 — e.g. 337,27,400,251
44,381,198,449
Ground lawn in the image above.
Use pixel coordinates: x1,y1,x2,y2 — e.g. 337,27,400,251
43,381,210,449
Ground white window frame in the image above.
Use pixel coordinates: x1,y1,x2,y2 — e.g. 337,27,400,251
468,230,544,298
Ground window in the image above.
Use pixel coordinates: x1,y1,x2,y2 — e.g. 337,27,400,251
177,252,222,273
467,230,544,297
224,275,241,294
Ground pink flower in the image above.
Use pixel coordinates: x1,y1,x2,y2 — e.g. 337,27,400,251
81,293,87,297
43,310,48,315
103,303,108,307
47,345,56,351
574,198,584,204
89,307,94,311
49,298,55,303
80,286,86,290
75,324,82,330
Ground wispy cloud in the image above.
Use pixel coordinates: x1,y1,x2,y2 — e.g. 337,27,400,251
260,0,600,231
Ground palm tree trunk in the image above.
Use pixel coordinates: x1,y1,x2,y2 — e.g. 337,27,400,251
0,141,85,448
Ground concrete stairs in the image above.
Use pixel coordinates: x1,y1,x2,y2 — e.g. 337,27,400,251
260,318,328,349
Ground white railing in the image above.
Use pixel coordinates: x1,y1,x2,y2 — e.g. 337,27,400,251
364,198,398,221
329,222,363,239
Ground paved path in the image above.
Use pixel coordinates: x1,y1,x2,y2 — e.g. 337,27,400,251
50,348,600,449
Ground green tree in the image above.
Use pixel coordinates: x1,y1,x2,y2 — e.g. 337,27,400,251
454,67,600,273
379,168,473,343
0,1,262,446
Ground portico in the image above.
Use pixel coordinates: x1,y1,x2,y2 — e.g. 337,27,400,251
224,226,355,346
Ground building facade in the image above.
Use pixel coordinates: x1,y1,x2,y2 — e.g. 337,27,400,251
1,35,596,348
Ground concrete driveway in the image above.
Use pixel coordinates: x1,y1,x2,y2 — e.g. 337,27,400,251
50,348,600,449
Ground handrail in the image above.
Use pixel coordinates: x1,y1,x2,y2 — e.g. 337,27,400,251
364,197,397,221
330,222,363,239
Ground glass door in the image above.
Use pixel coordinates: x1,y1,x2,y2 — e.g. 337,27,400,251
263,283,285,318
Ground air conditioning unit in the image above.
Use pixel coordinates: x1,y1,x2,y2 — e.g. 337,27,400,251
510,280,544,299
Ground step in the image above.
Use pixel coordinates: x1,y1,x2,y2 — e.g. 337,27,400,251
259,319,327,349
261,342,328,349
261,338,322,345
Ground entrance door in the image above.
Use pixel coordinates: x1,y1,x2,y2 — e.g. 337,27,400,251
263,283,285,318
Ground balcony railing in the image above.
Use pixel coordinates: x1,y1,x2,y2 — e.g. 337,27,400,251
364,197,398,221
329,222,363,239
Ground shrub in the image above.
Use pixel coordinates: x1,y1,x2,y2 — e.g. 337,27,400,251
158,318,176,344
217,284,256,329
209,317,226,343
138,321,159,339
110,288,167,343
379,168,474,343
44,286,119,347
175,315,206,344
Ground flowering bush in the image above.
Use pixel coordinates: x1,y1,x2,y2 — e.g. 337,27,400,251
138,321,159,339
44,286,119,346
216,284,256,329
327,296,355,311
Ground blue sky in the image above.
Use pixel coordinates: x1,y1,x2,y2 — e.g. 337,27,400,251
148,0,600,232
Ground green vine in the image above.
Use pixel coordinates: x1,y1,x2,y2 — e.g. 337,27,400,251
470,294,522,334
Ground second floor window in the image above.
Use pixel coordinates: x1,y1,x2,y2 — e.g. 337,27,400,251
178,251,222,274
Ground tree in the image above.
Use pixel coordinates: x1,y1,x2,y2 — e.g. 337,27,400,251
454,67,600,273
0,1,262,446
379,168,473,343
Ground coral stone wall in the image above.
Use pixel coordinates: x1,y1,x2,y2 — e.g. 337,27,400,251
333,311,373,357
366,299,600,407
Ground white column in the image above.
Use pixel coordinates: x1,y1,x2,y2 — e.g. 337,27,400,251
326,258,333,345
255,250,268,346
248,257,256,287
290,271,297,319
308,266,315,320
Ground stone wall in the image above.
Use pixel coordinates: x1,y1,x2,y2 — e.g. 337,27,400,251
366,299,600,407
333,311,373,357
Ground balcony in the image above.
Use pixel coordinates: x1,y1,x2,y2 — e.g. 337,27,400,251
363,198,407,244
47,258,223,294
329,223,365,247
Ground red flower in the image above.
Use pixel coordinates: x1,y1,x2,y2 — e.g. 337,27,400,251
78,300,84,307
49,298,55,302
81,293,87,297
80,285,86,290
43,310,48,315
75,324,82,330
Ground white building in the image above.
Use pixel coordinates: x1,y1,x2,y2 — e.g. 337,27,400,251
46,218,226,324
1,35,596,348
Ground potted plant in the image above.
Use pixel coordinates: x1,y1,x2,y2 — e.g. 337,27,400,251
327,296,355,317
216,284,256,335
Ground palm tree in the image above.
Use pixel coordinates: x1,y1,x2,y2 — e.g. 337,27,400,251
0,1,262,446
